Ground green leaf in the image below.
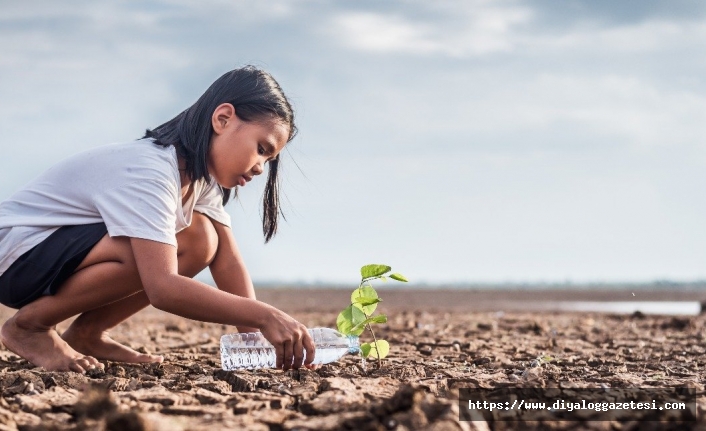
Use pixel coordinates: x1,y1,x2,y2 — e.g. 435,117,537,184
351,286,380,314
389,273,408,282
349,314,388,334
336,305,366,336
352,285,378,302
371,314,388,324
353,297,381,307
360,264,391,280
363,340,390,359
360,343,372,358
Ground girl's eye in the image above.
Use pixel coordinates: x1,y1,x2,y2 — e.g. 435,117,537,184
257,145,265,155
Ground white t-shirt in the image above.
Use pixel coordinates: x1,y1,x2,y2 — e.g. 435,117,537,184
0,138,231,276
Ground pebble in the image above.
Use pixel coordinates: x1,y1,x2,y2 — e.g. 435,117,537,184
474,357,491,366
418,346,433,356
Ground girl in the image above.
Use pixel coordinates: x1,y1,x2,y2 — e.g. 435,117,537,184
0,66,315,373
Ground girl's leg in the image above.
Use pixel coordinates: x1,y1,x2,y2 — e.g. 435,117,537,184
60,292,156,364
0,213,218,372
61,213,218,363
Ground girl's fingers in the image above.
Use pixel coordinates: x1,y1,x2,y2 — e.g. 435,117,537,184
275,343,285,369
292,337,305,369
302,333,316,366
282,340,293,370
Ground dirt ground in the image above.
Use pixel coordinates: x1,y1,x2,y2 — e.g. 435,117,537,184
0,290,704,430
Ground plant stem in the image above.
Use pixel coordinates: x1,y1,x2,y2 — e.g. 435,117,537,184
366,322,383,369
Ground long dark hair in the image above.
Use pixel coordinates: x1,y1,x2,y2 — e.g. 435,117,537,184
144,66,297,242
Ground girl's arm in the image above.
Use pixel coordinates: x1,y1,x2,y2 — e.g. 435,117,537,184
130,237,314,370
208,219,259,333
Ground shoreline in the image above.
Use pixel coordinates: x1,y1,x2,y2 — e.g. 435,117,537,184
1,287,703,321
256,287,706,313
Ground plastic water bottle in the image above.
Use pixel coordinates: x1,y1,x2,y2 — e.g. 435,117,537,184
220,327,360,371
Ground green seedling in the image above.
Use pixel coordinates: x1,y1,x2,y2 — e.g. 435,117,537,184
336,264,408,368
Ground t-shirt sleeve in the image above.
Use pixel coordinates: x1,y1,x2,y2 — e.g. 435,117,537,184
93,179,179,247
194,180,231,227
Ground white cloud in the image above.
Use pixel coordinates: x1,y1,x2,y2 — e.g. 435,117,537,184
330,12,441,54
329,4,706,60
532,19,706,53
329,2,531,57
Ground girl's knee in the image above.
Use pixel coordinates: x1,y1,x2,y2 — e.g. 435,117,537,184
177,213,218,273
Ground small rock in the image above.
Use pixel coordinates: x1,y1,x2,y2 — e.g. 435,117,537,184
473,357,491,366
418,346,433,356
477,323,494,331
587,358,604,367
165,323,185,332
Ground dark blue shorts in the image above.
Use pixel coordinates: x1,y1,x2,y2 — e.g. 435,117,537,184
0,223,107,309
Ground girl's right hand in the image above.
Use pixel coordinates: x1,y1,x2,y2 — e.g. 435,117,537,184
259,308,315,370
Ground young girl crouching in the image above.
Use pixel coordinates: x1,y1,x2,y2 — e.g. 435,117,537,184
0,66,315,373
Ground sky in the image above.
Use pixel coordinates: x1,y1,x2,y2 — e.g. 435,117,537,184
1,0,705,285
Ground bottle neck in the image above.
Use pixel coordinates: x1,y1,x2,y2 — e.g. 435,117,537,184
347,335,360,354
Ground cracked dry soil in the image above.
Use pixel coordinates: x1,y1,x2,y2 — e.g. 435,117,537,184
0,307,704,430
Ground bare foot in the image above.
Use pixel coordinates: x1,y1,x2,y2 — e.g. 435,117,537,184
61,325,163,364
1,316,102,373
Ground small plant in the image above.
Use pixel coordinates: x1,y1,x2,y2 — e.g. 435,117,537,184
336,264,408,368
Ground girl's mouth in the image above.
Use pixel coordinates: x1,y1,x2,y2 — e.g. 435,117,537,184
238,175,252,187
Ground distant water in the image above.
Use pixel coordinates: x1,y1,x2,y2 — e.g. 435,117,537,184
247,281,706,291
537,301,701,316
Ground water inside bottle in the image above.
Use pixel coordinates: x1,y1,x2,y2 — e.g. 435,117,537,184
221,345,353,370
220,328,359,370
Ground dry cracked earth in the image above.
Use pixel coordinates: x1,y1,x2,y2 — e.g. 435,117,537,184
0,308,704,430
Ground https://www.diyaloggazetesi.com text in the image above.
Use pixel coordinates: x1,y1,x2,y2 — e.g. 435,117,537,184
458,387,696,422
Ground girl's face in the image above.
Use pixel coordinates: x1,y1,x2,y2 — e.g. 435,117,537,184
207,103,289,189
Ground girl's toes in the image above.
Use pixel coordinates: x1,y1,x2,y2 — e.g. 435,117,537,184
75,356,100,372
83,356,103,367
138,353,163,363
86,356,103,369
69,360,88,374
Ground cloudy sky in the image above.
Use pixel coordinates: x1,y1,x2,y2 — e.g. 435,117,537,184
1,0,705,285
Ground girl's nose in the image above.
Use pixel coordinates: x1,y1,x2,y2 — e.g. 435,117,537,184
252,161,264,175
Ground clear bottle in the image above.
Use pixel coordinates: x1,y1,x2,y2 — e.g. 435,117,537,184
220,327,360,371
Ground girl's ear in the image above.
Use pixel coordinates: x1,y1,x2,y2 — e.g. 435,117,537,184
212,103,236,135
